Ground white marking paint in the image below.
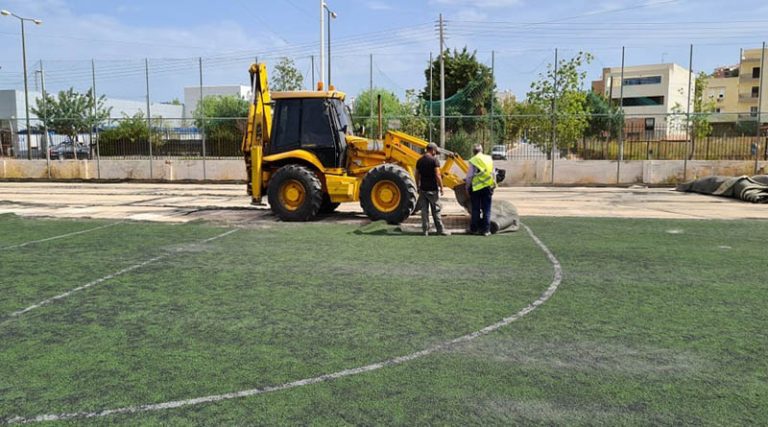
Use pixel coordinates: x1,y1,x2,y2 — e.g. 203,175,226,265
0,222,122,251
1,229,237,323
4,224,561,425
665,229,684,234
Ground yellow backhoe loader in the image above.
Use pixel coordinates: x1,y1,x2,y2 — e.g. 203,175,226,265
241,63,483,224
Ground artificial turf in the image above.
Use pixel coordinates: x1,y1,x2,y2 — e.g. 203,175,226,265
1,214,766,425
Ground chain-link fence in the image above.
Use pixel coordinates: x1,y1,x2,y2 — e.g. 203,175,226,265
1,41,767,181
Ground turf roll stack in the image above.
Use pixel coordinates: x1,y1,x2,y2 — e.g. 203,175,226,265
452,183,519,233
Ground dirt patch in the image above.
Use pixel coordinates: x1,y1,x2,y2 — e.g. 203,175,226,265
453,337,704,376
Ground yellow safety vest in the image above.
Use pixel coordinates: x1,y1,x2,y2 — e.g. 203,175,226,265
469,153,495,192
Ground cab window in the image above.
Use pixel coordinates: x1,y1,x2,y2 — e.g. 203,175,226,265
300,99,334,149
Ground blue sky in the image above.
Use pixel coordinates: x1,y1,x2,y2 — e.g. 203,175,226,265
1,0,767,105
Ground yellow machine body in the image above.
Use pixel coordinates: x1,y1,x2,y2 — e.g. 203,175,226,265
241,63,471,223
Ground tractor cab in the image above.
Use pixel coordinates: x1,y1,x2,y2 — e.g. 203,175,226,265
268,91,352,169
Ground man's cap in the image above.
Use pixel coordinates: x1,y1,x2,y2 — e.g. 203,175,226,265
427,142,439,151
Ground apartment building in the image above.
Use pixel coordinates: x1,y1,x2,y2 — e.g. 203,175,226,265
737,48,767,121
596,63,694,139
705,47,767,129
707,65,740,122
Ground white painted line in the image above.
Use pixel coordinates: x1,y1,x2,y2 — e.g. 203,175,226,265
1,229,237,323
4,223,561,425
0,222,122,251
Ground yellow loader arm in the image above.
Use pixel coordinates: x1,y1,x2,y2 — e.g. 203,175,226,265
242,63,272,202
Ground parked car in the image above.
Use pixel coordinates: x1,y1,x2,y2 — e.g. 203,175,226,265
491,145,508,160
49,140,90,160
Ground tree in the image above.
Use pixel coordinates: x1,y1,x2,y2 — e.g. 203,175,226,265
98,112,163,154
670,71,715,157
272,57,304,91
421,47,495,134
193,95,249,142
32,88,112,151
584,91,624,139
351,88,427,139
501,98,546,143
525,51,593,156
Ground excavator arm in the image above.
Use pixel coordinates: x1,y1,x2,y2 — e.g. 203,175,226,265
241,63,273,203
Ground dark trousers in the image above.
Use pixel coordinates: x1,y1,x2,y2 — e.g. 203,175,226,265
469,186,493,234
418,190,444,233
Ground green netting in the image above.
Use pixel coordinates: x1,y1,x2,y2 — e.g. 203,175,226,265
423,77,492,116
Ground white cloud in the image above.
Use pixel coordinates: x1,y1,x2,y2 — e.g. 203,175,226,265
454,8,489,21
367,1,393,10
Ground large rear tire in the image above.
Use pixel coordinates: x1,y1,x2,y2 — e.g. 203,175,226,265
267,165,323,221
360,164,417,224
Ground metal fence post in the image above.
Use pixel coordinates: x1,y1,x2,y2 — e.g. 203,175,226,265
39,60,50,178
145,58,153,179
92,59,100,179
369,53,373,139
617,46,625,184
429,52,433,144
551,48,558,185
684,44,694,181
490,50,495,151
199,57,207,180
755,42,766,174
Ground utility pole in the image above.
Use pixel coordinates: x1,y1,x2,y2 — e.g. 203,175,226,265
319,0,325,88
438,13,446,149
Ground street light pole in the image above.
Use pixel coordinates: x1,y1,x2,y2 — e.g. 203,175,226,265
2,10,42,160
323,3,336,87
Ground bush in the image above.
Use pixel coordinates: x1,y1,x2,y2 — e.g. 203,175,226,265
446,130,474,158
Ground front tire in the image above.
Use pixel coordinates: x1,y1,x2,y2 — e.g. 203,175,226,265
267,165,323,221
360,164,417,224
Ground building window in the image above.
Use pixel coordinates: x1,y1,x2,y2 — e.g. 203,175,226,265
715,108,721,113
751,106,759,117
753,67,761,79
644,118,655,131
752,86,760,98
621,96,665,107
623,76,662,86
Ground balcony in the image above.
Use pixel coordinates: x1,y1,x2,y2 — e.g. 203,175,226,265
738,94,759,103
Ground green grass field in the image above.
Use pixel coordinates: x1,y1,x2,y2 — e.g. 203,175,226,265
1,213,767,425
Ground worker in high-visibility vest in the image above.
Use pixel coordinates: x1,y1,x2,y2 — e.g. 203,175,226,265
465,144,495,236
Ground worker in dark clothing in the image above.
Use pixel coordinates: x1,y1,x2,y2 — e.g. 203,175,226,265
415,143,449,236
465,144,495,236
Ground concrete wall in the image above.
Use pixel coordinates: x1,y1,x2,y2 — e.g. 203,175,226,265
1,158,766,185
0,159,245,181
